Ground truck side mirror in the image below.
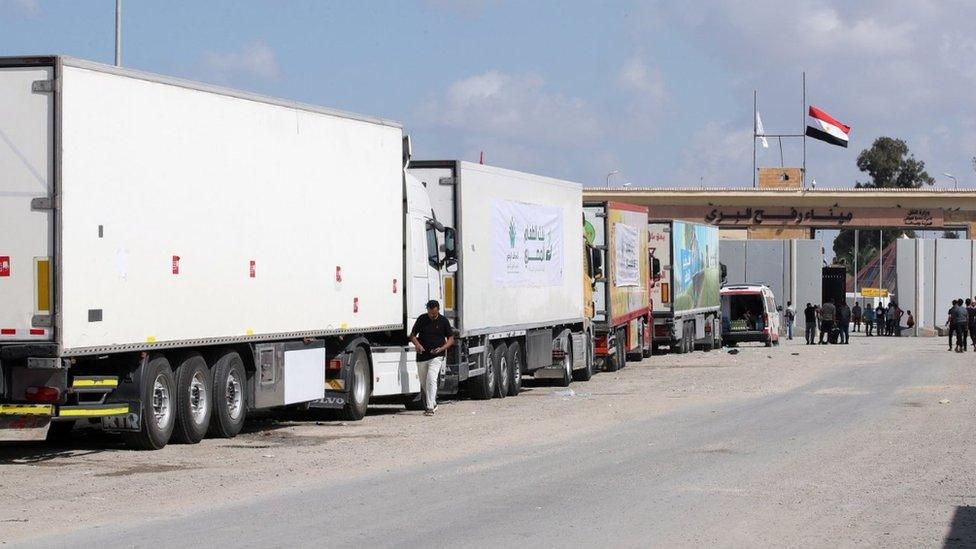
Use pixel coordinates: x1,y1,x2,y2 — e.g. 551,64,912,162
651,257,661,279
443,227,457,261
720,262,727,285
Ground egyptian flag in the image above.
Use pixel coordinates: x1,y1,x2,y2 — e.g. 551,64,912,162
805,106,850,148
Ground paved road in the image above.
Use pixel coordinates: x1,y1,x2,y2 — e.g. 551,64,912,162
16,338,976,547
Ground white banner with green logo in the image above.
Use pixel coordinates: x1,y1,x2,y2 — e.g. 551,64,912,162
614,222,640,287
493,199,564,287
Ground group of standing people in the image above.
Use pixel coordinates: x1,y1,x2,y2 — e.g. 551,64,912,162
946,298,976,353
861,302,909,337
802,300,910,344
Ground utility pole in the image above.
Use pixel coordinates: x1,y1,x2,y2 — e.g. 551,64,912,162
853,229,859,300
115,0,122,67
878,229,883,302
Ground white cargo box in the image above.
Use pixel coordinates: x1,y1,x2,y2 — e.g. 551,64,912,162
0,57,405,356
409,161,585,336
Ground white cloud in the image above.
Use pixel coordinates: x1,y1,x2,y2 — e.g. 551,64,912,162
418,70,601,145
616,56,668,133
1,0,41,16
422,0,499,16
671,121,754,188
202,41,279,81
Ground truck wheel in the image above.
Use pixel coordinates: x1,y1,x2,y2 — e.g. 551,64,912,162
628,320,645,361
208,351,248,438
572,335,594,381
506,342,522,396
341,347,371,421
466,347,495,400
616,329,628,370
171,353,212,444
556,339,573,387
492,342,509,398
123,355,176,450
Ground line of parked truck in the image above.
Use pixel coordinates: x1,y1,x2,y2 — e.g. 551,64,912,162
0,56,721,449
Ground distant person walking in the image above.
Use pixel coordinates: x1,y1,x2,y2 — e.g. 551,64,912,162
851,302,862,333
819,300,836,344
906,310,915,333
953,298,969,352
804,303,817,345
785,301,796,340
864,303,876,336
969,298,976,351
885,304,896,336
409,299,455,416
838,300,851,344
948,299,959,351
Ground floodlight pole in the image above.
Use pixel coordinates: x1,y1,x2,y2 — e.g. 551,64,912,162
115,0,122,67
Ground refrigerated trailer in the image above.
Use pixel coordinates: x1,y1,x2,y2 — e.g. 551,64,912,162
0,57,596,449
648,220,722,353
582,202,652,371
406,161,595,393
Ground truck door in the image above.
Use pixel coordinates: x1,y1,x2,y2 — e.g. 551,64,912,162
0,64,54,343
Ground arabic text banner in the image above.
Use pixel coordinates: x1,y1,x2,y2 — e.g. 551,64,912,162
614,222,640,287
492,199,564,287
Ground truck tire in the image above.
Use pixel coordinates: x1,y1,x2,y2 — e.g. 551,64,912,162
556,339,573,387
627,320,645,361
171,353,212,444
604,333,620,372
492,342,509,399
466,347,495,400
505,342,522,396
208,351,247,438
616,328,627,370
123,355,176,450
341,346,371,421
572,335,594,381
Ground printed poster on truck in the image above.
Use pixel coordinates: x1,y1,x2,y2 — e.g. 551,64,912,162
672,220,720,311
613,222,640,287
493,199,564,287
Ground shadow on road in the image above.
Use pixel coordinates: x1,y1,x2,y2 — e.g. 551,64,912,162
944,506,976,547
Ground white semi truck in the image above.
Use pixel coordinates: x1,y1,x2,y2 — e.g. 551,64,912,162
0,56,593,449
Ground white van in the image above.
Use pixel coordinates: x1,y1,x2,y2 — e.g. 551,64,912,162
721,284,781,347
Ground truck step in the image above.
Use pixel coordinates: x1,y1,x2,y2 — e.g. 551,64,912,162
71,376,119,393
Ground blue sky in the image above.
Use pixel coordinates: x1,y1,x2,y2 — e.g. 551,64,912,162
2,0,975,190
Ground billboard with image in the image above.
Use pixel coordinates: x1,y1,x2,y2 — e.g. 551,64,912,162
671,220,720,313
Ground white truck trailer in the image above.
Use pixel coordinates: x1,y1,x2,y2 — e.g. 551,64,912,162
648,220,722,353
405,161,595,395
0,57,594,449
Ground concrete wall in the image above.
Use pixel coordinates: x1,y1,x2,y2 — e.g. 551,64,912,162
896,239,976,336
721,239,823,330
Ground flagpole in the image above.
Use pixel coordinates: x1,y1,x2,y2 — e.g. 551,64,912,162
753,89,757,189
802,71,807,187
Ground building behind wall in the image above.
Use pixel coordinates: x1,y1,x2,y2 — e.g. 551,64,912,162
720,239,823,330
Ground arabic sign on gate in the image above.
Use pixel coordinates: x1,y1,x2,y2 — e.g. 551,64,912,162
644,206,946,228
493,199,564,287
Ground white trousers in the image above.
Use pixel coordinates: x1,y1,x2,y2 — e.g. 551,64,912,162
417,356,444,410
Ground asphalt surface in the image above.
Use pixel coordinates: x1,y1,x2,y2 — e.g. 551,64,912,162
9,335,976,548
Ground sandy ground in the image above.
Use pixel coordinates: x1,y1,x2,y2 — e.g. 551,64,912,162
1,333,974,546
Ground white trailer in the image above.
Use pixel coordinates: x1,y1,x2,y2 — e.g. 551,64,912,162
0,56,442,449
407,161,595,395
648,220,722,353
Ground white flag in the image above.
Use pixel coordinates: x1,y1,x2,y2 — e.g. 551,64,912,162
756,112,769,148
